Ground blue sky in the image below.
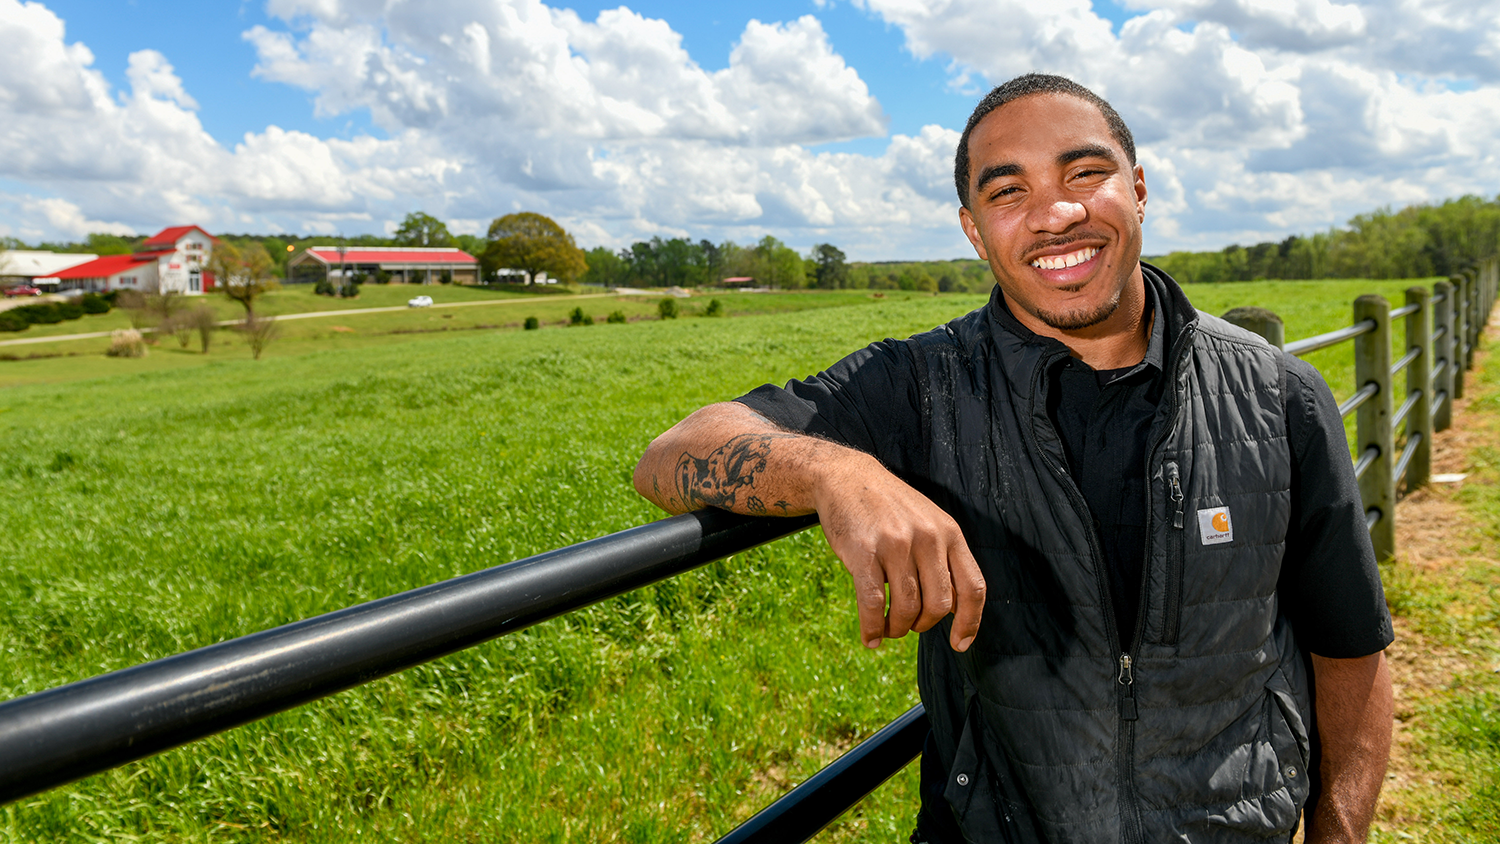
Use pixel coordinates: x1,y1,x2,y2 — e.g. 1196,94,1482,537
2,0,1497,259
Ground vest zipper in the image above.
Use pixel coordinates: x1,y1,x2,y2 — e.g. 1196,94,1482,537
1027,350,1145,844
1163,462,1185,643
1122,323,1195,844
1116,654,1137,720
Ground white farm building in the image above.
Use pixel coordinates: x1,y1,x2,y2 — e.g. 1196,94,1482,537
39,226,219,295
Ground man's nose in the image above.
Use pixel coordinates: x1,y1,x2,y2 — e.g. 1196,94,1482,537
1030,196,1087,233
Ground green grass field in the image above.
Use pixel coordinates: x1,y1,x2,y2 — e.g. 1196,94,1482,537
0,277,1491,842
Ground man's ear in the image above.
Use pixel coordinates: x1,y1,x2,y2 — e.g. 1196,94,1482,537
959,206,990,261
1134,164,1148,223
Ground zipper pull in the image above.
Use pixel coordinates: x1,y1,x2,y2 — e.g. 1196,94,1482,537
1167,462,1184,529
1117,654,1138,721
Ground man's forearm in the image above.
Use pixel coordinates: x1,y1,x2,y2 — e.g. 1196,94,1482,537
1305,651,1393,843
633,401,860,516
633,400,986,651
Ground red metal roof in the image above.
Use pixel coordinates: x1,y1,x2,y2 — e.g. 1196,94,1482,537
141,225,218,250
305,248,477,265
42,253,157,279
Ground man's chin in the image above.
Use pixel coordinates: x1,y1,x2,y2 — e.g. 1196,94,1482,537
1034,297,1121,332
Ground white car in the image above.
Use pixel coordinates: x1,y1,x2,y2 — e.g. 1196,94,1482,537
407,295,433,308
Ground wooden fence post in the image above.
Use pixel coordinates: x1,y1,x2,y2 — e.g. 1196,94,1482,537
1464,267,1480,371
1452,273,1468,400
1220,306,1285,348
1432,280,1455,432
1354,294,1396,560
1403,287,1433,490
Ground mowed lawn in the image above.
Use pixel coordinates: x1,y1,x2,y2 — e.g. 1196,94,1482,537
0,278,1489,842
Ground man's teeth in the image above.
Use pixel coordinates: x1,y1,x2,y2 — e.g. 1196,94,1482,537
1031,247,1099,270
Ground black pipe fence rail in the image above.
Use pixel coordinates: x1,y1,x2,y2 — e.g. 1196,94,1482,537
0,510,816,805
0,259,1496,842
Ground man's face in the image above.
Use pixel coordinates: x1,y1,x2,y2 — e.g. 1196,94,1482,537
959,94,1148,335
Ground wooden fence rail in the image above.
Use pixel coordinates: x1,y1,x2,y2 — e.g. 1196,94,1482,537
1225,255,1499,559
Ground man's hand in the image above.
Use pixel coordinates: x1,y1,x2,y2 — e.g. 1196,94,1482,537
634,401,986,652
1304,651,1393,843
810,450,985,650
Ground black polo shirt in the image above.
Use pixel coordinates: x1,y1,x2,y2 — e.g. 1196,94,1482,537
737,268,1393,661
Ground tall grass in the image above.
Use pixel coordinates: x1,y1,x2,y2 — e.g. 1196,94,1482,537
0,280,1465,841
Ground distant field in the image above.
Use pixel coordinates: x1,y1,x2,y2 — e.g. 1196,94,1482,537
0,277,1464,841
0,287,914,386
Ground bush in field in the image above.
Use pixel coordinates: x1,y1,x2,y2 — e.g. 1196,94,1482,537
339,279,361,298
524,316,540,330
161,311,193,348
440,269,453,285
658,298,678,319
239,313,279,360
569,306,593,326
606,310,627,324
14,303,63,324
105,328,148,358
99,290,120,305
114,290,154,330
704,298,723,317
57,301,84,321
187,305,217,354
314,279,336,296
0,310,26,332
80,293,110,315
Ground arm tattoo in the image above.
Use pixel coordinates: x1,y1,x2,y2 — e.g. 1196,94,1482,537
675,433,795,512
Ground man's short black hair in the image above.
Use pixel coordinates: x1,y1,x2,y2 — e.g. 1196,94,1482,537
954,74,1137,209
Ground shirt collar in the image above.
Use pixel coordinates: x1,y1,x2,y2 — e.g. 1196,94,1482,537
987,268,1168,379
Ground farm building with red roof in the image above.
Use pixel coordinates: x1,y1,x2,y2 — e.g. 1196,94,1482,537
37,225,219,295
287,246,479,286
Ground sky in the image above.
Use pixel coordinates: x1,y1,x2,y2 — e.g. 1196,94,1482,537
1,0,1497,260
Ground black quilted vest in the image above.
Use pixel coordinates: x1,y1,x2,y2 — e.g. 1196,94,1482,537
908,273,1312,843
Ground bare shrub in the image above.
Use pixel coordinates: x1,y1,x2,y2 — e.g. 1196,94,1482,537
105,329,148,358
239,313,279,360
186,305,218,353
115,290,152,331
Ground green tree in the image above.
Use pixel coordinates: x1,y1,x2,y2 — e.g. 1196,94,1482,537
811,243,849,289
484,212,587,284
581,247,630,287
210,241,279,318
82,233,140,256
394,212,454,248
754,236,806,289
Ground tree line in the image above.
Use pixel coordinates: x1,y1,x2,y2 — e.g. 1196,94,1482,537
1147,194,1500,283
14,192,1497,291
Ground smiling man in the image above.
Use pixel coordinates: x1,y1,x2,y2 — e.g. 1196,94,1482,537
634,74,1393,843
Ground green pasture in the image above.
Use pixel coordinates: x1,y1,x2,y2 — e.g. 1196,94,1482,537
0,277,1491,842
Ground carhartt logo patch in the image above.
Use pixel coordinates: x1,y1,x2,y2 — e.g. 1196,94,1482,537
1198,506,1233,545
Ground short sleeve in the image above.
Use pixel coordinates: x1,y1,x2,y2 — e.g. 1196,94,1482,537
734,339,926,478
1277,352,1395,658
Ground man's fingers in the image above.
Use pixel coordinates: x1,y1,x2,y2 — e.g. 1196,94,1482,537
846,562,889,649
883,557,922,640
947,535,986,652
911,530,954,633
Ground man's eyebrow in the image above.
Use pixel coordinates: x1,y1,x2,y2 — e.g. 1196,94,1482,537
973,162,1022,196
1058,145,1119,166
